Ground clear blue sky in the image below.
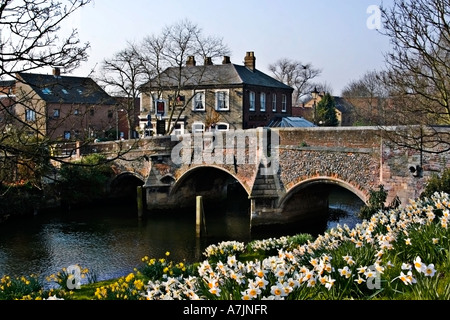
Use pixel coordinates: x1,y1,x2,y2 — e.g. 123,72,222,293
67,0,394,95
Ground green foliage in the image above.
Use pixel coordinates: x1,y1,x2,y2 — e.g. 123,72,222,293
358,185,388,220
57,154,114,208
0,274,43,300
316,93,339,126
421,168,450,199
0,182,43,219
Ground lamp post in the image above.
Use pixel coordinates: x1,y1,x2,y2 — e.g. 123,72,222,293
311,86,319,125
116,108,125,140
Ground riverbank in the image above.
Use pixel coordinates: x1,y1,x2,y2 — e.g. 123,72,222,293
1,191,449,300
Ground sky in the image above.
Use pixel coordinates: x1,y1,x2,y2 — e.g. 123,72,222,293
66,0,395,95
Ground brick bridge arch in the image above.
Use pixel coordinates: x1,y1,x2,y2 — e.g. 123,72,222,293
88,126,450,229
279,176,368,210
169,165,252,197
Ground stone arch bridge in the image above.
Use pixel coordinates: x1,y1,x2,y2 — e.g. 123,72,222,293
84,126,450,228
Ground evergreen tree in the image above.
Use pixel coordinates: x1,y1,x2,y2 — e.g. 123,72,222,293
316,93,339,126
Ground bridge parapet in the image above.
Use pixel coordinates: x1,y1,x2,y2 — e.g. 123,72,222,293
95,126,450,229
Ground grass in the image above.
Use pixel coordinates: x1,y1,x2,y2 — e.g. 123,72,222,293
1,191,449,300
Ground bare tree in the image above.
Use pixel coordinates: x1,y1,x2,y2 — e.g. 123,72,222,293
138,19,231,135
378,0,450,154
342,70,394,125
268,58,321,105
0,0,92,187
97,43,145,139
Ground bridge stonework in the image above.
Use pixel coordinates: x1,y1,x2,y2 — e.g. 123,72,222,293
100,127,450,228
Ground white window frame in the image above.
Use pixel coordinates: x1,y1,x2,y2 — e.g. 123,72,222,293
272,93,277,112
260,92,266,112
25,109,36,122
172,122,185,136
215,90,229,111
215,122,230,132
192,122,205,133
192,90,206,111
282,94,287,113
249,91,256,111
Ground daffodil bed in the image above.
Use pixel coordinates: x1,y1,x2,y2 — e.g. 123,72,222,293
1,192,449,300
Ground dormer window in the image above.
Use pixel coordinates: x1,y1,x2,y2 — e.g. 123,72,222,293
42,88,52,95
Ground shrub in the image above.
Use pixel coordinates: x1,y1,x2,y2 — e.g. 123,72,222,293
421,168,450,199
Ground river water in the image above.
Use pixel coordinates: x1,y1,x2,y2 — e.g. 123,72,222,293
0,186,364,288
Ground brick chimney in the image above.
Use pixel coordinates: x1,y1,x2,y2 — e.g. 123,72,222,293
204,57,213,65
222,56,231,64
53,67,61,76
186,56,196,66
244,52,256,71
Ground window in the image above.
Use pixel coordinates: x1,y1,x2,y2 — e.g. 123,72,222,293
64,131,71,140
90,108,95,116
172,123,184,136
249,91,256,111
260,93,266,112
42,88,52,95
62,89,69,95
192,122,205,133
272,93,277,112
74,109,80,116
193,91,205,111
156,100,166,115
215,122,229,132
25,109,36,122
108,110,114,118
282,94,287,112
170,95,185,106
215,90,229,111
52,109,60,118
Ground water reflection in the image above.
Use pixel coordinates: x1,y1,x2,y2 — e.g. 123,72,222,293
0,186,364,288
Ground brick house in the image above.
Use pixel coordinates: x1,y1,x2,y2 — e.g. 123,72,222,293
292,92,355,126
139,52,294,135
14,68,119,141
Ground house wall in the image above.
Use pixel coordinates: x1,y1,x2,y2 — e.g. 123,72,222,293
243,85,292,129
47,103,117,141
14,81,48,138
141,87,246,133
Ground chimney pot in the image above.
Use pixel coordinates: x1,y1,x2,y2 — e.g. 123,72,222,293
53,67,61,76
244,52,256,71
204,57,213,65
186,56,196,66
222,56,231,64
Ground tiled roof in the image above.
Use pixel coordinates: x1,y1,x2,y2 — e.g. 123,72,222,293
142,64,294,91
17,72,117,105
